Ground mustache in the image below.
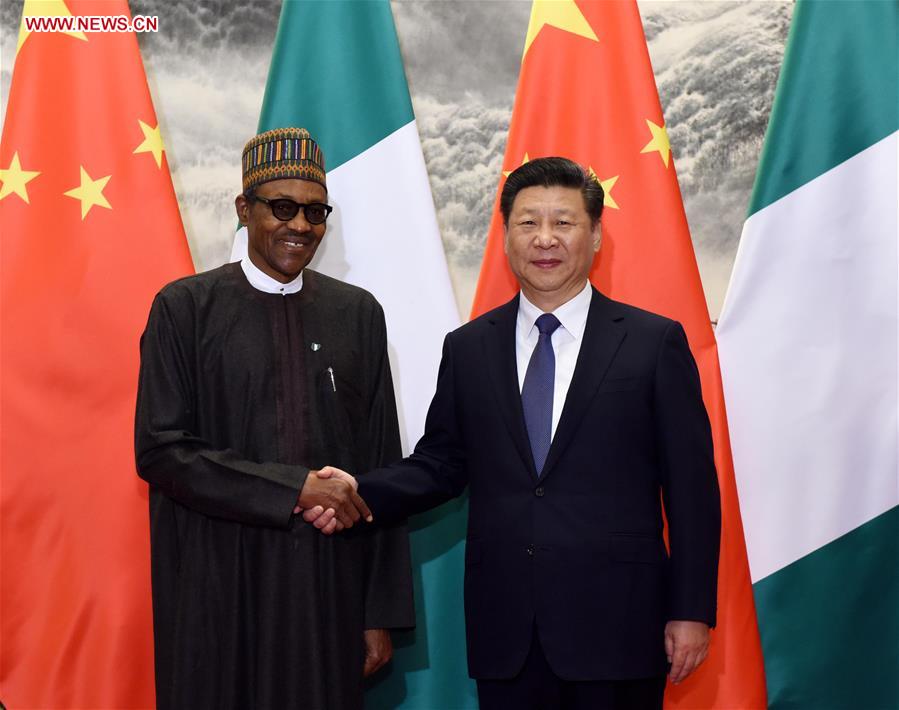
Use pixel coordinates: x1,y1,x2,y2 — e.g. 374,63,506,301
275,228,315,242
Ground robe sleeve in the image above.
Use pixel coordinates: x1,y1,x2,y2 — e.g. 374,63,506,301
358,301,415,630
135,292,307,529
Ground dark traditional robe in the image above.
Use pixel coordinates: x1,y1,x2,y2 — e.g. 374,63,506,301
135,263,413,710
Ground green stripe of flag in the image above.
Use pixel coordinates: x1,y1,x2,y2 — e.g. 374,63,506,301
259,0,414,171
753,506,899,710
748,0,899,217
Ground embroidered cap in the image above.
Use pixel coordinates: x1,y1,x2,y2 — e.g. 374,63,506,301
241,127,326,192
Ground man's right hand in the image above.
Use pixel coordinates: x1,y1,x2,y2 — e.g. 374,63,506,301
295,468,371,531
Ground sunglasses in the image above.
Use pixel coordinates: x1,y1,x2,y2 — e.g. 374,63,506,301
251,194,333,225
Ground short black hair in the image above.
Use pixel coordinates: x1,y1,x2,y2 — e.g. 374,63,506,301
500,157,604,227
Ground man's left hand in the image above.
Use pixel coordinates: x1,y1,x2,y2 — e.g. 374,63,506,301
363,629,392,677
665,620,710,684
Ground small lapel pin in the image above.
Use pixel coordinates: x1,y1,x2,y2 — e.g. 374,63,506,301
311,343,321,352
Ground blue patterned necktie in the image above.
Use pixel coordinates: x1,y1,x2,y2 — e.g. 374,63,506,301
521,313,561,475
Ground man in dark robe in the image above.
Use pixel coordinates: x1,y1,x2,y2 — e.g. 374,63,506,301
135,127,413,709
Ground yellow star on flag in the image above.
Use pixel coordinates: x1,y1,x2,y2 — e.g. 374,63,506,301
133,120,165,168
640,119,671,168
588,168,619,210
0,152,41,204
503,152,530,178
64,166,112,219
523,0,598,58
17,0,87,56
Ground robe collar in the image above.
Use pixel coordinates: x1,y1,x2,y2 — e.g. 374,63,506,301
240,255,304,295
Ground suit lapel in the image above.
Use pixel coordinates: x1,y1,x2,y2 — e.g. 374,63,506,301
482,296,539,478
541,289,626,481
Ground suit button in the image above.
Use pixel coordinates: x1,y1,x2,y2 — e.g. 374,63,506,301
526,545,534,556
535,486,545,497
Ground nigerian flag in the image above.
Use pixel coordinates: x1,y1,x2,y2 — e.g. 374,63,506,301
231,1,474,708
716,2,898,708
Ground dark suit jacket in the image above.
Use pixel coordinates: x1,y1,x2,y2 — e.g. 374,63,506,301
358,288,720,681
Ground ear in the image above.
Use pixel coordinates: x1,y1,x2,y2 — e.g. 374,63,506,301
235,194,249,226
503,225,510,254
592,221,602,252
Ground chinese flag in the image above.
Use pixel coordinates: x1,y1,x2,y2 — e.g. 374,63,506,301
472,2,767,708
0,1,193,707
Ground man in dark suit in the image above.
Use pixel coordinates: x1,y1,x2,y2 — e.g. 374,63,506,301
310,156,721,710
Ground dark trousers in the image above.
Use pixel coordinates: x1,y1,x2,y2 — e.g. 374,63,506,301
476,629,666,710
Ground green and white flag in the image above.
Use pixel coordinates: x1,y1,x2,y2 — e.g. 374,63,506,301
716,2,898,708
232,1,474,707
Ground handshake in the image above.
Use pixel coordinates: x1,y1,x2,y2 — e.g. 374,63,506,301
293,466,368,535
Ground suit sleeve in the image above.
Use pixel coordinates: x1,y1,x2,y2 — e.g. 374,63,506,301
134,293,308,528
358,302,415,629
357,332,469,524
654,321,721,626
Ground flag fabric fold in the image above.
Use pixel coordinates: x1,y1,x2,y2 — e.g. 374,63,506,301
717,2,899,708
472,2,767,708
229,2,469,707
0,1,194,707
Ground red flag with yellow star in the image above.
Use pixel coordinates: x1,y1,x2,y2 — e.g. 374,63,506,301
0,1,192,706
472,1,766,707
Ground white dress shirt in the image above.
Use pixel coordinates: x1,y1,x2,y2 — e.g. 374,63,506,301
516,281,592,439
240,255,304,294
